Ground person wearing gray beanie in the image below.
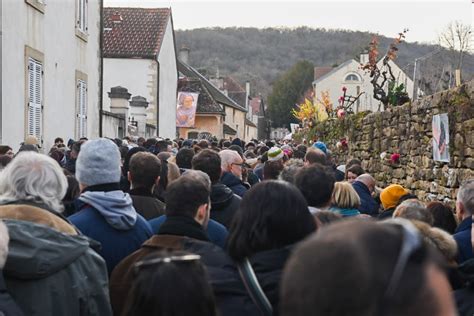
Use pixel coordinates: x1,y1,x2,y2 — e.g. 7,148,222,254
69,138,153,274
76,138,122,187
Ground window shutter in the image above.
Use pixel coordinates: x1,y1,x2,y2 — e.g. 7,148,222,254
28,58,42,141
85,0,88,31
77,0,82,27
76,80,87,138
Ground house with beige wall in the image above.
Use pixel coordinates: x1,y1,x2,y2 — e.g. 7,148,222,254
1,0,101,151
313,54,414,113
103,7,178,139
177,58,249,141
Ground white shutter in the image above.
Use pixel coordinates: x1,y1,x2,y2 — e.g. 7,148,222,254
84,0,88,32
76,80,87,138
28,58,42,141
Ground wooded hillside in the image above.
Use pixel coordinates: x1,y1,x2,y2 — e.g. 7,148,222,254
176,27,474,97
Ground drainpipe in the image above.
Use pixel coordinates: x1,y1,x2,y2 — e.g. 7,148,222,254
98,0,104,137
156,60,160,137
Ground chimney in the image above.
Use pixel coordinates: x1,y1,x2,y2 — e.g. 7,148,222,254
360,53,369,65
111,11,123,24
129,96,149,137
108,86,131,119
179,46,190,64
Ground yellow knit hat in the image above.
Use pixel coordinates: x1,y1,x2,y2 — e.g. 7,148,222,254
380,184,409,210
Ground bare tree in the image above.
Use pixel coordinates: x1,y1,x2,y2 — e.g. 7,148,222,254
438,21,473,71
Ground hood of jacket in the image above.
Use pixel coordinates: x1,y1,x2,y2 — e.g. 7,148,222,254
3,219,92,280
79,190,137,230
210,183,235,209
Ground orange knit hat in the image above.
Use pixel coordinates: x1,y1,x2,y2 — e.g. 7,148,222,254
380,184,409,210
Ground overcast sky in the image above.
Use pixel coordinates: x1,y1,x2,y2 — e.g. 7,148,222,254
104,0,473,45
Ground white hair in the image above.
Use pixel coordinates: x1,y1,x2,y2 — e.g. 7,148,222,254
0,221,8,268
0,151,67,212
219,149,240,169
457,179,474,215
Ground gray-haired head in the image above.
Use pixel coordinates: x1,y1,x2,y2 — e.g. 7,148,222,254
0,151,67,212
279,158,304,184
181,169,211,191
457,179,474,216
356,173,376,191
394,199,433,225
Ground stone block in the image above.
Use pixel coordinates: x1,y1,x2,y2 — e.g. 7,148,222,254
464,158,474,169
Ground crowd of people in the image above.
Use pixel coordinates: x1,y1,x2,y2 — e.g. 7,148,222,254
0,134,472,316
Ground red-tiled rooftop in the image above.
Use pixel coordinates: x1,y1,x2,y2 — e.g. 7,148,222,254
104,7,171,58
314,67,334,80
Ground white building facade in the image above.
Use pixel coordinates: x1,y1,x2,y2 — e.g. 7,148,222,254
102,8,178,139
1,0,101,151
313,54,414,113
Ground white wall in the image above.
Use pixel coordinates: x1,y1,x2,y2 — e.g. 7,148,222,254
156,17,178,139
2,0,100,151
103,58,155,114
314,59,414,113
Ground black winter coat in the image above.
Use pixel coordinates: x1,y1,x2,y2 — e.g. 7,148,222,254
247,247,292,315
455,259,474,316
210,183,242,228
0,273,23,316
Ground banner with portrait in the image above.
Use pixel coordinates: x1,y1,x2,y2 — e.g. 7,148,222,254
432,113,450,163
176,92,199,128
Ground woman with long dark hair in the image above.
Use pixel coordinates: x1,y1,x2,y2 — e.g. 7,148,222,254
227,180,316,314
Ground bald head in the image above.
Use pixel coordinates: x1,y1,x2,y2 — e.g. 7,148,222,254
356,174,375,192
304,148,326,166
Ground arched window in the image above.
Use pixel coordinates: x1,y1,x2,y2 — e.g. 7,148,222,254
345,74,360,82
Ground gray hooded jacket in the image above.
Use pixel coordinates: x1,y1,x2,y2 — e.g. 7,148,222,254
3,219,112,316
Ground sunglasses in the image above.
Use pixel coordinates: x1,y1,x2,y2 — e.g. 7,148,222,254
380,218,423,298
133,254,201,274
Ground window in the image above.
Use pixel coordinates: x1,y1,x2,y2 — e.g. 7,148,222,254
27,57,43,141
233,109,235,122
76,0,88,34
76,80,87,138
345,74,360,82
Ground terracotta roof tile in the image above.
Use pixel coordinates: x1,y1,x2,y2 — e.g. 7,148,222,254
104,7,171,58
249,96,261,115
314,67,334,80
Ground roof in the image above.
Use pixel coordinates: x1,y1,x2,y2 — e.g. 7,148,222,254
103,7,171,59
314,67,334,80
312,59,358,85
223,124,237,136
177,60,247,112
178,77,224,115
313,57,410,85
245,118,257,127
249,96,261,115
223,77,247,107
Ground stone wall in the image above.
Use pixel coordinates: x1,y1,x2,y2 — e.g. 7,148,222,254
308,81,474,204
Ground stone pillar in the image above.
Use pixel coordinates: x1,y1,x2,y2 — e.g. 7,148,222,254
108,86,131,119
129,95,149,137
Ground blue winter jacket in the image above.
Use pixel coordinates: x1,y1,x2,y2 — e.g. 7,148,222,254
221,172,247,197
453,217,473,264
352,180,380,217
69,190,153,273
